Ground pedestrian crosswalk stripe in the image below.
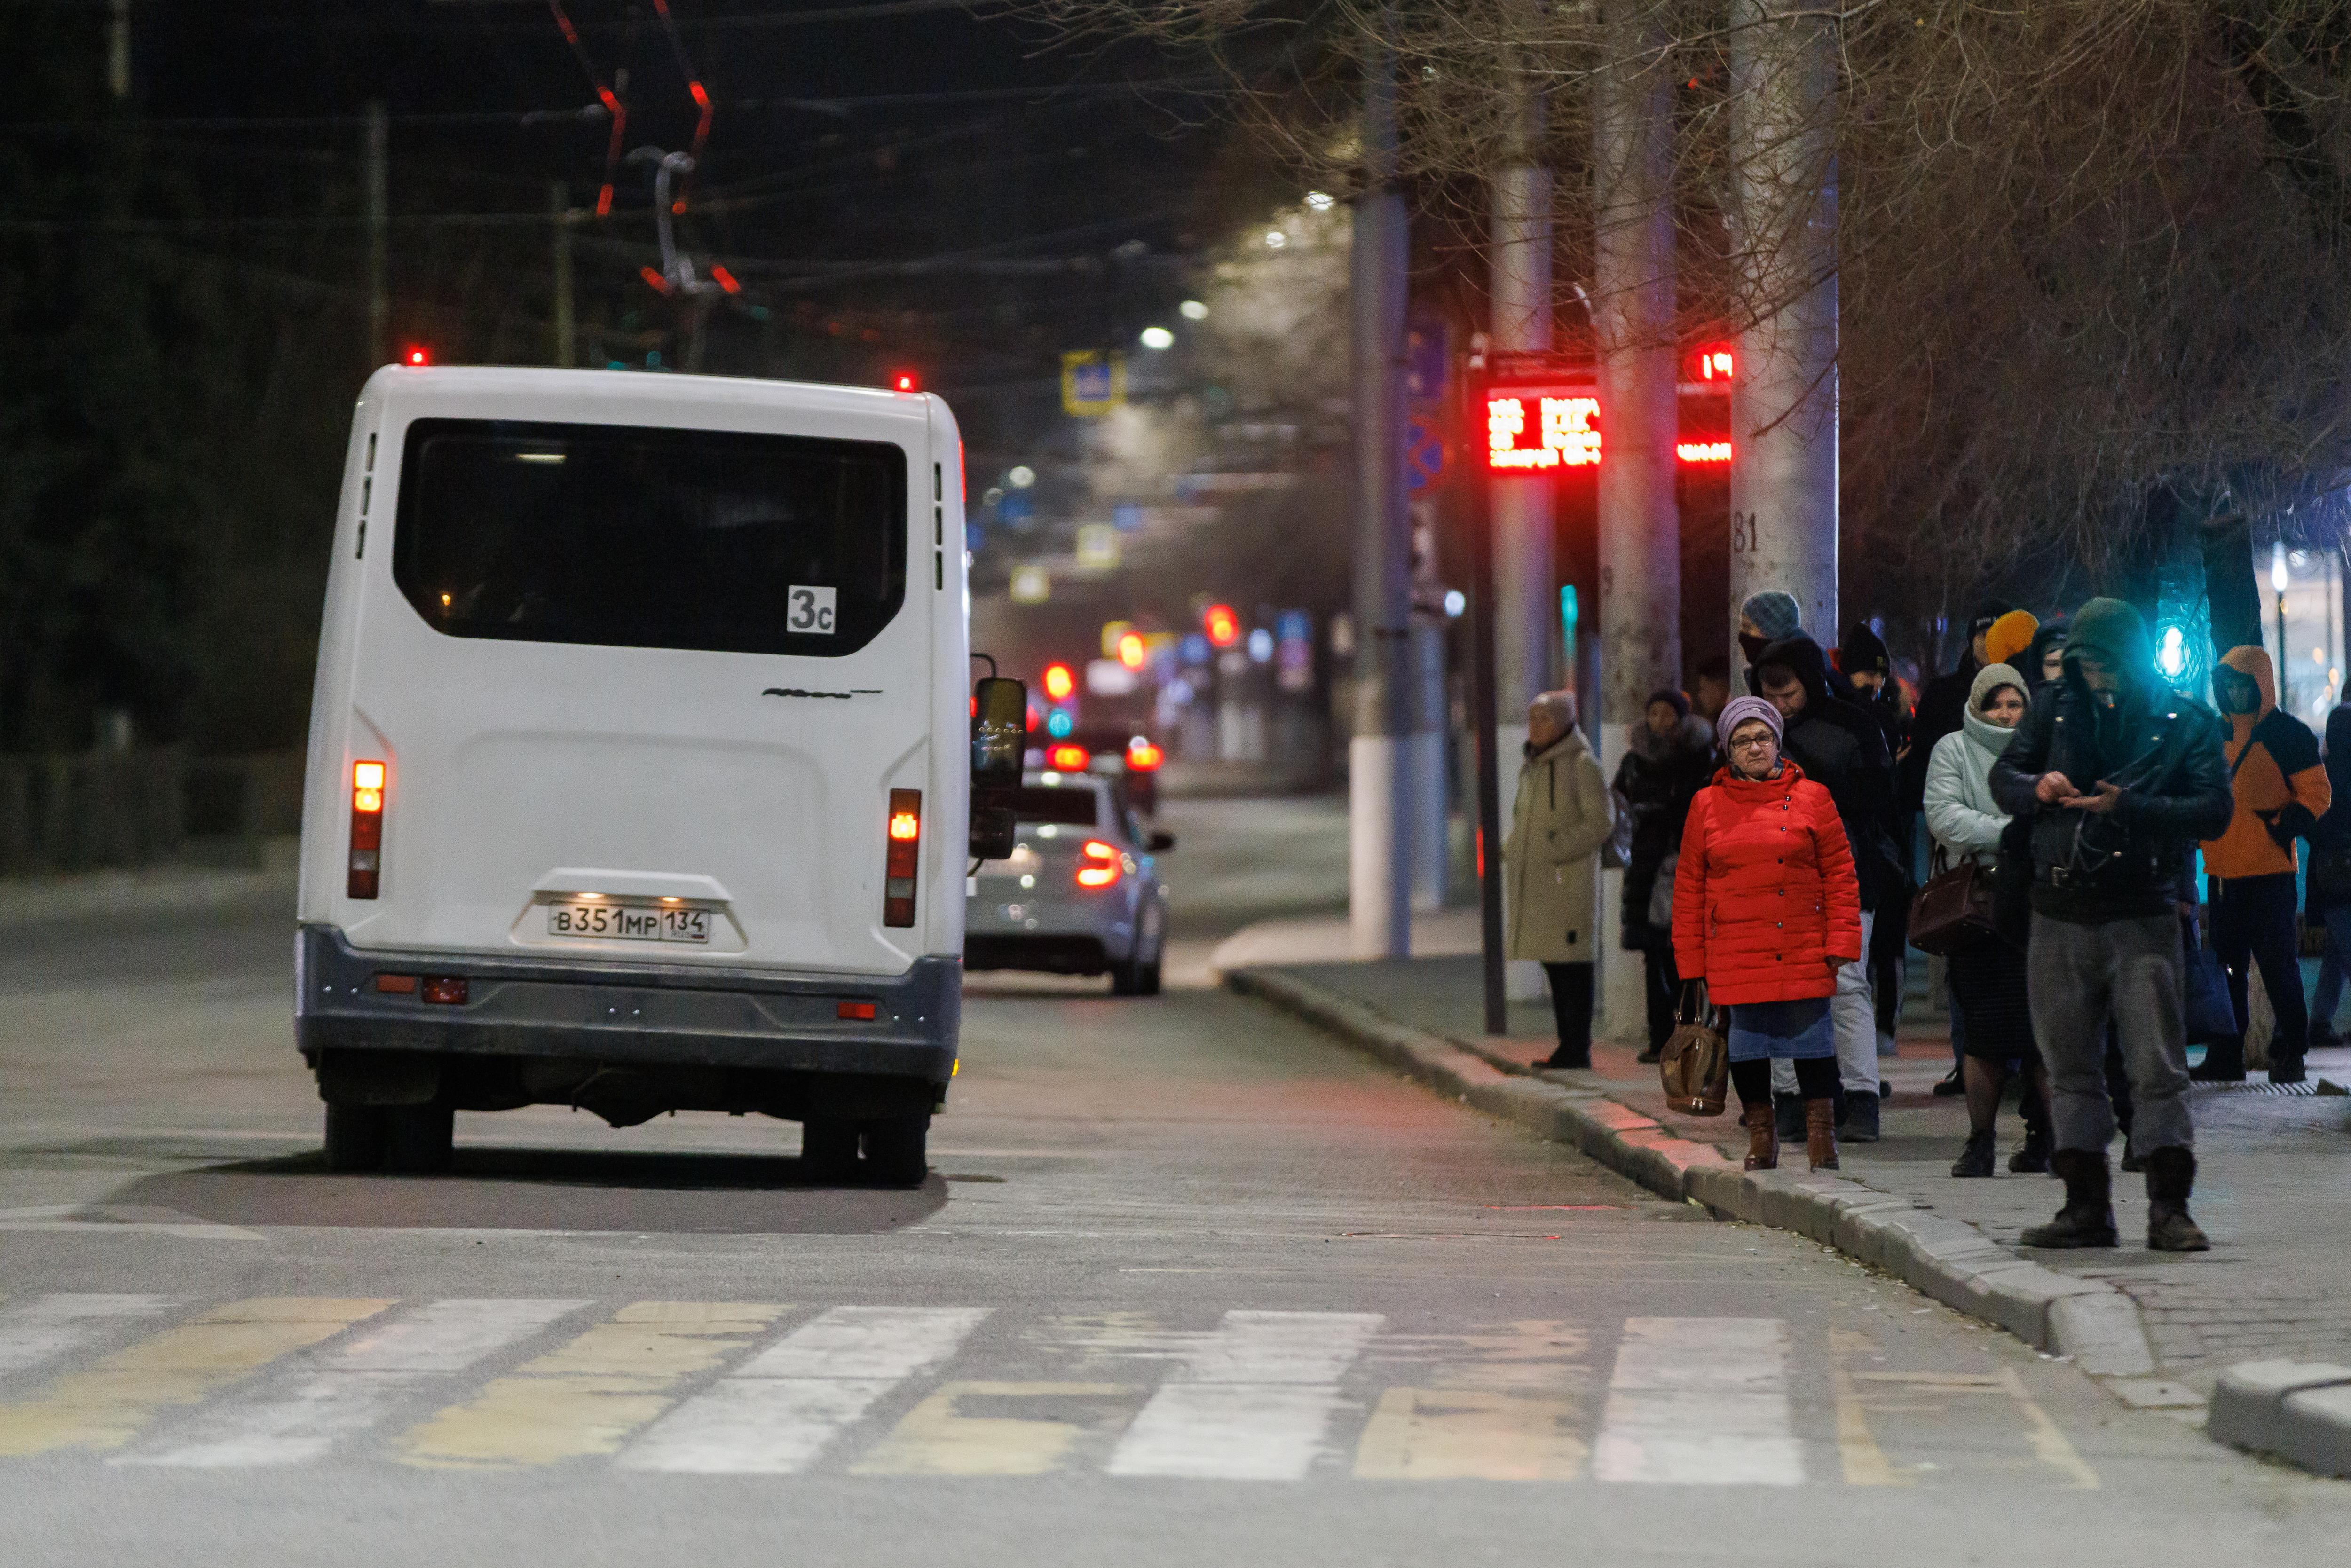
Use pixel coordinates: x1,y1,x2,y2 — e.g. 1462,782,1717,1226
852,1381,1141,1476
0,1298,394,1458
620,1306,988,1474
127,1298,591,1469
0,1295,177,1376
1352,1388,1587,1481
1592,1318,1802,1485
1105,1311,1384,1480
398,1301,786,1470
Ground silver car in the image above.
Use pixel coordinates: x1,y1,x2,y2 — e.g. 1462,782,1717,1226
963,771,1172,994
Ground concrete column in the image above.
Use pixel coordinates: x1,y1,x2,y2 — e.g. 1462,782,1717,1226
1409,612,1450,911
1594,0,1682,1041
1348,20,1414,960
1728,0,1840,649
1491,79,1555,1001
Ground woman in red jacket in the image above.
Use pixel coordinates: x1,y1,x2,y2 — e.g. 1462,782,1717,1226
1673,695,1865,1171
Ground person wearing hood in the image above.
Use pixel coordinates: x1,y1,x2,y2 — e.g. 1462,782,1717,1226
1903,603,2012,817
1673,697,1863,1172
1842,621,1917,1061
1504,691,1615,1071
2197,645,2331,1083
1990,598,2234,1252
2026,616,2070,695
2304,704,2351,1047
1613,688,1719,1061
1924,663,2050,1176
1753,633,1900,1140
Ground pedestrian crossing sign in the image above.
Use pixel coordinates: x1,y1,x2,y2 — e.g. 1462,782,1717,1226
1062,351,1125,417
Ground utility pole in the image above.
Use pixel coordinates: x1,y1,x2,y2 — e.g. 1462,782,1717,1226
1594,0,1682,1039
1490,55,1554,1000
366,101,389,370
1728,0,1839,651
1349,16,1414,960
552,181,577,368
1467,337,1509,1036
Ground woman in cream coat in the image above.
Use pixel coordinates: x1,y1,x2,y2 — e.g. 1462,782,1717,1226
1505,691,1615,1070
1923,662,2048,1177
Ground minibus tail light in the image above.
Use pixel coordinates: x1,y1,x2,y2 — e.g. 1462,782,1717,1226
884,788,921,926
1076,839,1122,889
348,759,386,899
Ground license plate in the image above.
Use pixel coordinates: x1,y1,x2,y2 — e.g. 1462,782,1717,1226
546,901,709,943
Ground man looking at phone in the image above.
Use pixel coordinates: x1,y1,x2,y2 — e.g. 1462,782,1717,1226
1990,598,2233,1252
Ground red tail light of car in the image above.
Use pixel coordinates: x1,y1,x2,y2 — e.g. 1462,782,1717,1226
1048,743,1090,770
348,760,385,899
884,788,921,926
1125,738,1164,772
1075,839,1122,890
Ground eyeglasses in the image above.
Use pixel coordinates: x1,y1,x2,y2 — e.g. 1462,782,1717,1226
1728,733,1776,751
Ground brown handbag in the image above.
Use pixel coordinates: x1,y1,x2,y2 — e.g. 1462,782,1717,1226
1658,981,1730,1116
1907,844,1997,957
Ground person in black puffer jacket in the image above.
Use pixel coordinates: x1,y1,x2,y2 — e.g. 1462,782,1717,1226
1613,689,1718,1061
1753,633,1901,1139
1989,597,2233,1253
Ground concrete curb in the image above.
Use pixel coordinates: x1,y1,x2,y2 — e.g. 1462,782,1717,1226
2208,1360,2351,1477
1228,962,2159,1376
0,867,295,931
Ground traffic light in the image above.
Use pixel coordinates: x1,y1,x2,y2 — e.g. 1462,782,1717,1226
1041,662,1076,702
1203,603,1240,649
1117,632,1147,670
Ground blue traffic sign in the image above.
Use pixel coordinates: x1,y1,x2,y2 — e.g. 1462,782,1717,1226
1404,420,1448,492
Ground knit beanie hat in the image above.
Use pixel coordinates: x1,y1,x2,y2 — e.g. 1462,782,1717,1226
1741,591,1803,643
1716,694,1784,750
1647,687,1691,719
1840,622,1891,678
1984,610,2040,670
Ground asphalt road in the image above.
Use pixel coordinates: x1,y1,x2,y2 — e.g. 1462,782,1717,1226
0,796,2346,1565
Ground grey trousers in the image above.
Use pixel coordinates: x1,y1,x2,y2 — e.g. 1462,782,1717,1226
1774,910,1881,1097
2027,912,2193,1157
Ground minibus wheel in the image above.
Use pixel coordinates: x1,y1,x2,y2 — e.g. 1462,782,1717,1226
862,1117,930,1189
800,1118,860,1184
1111,954,1162,997
323,1104,389,1173
385,1103,455,1174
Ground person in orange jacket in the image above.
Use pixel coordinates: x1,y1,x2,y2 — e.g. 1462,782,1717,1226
2199,645,2331,1083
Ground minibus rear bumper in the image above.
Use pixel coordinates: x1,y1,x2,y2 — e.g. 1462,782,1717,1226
295,924,958,1113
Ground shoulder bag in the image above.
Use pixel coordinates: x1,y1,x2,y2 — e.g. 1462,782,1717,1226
1908,842,1997,956
1658,981,1729,1117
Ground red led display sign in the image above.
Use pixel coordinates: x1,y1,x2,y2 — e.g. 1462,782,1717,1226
1485,391,1731,470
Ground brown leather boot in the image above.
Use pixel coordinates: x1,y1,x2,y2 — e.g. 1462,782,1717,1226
1741,1102,1778,1171
1805,1097,1839,1171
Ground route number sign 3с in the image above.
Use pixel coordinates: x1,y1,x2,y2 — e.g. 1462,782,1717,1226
789,585,837,634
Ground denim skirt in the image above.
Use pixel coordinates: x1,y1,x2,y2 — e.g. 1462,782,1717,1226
1727,997,1835,1063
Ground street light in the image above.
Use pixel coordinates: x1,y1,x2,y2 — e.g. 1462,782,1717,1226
1008,465,1036,489
1178,299,1208,321
1139,326,1174,350
1305,191,1334,211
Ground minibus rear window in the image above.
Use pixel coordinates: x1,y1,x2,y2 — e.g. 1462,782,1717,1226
392,418,907,656
1008,788,1104,827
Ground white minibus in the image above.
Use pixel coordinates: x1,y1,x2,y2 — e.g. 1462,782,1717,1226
294,365,1023,1187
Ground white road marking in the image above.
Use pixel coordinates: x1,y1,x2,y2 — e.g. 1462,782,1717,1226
1591,1318,1803,1485
124,1299,588,1468
0,1295,177,1374
1105,1310,1384,1480
0,1205,261,1242
618,1306,990,1473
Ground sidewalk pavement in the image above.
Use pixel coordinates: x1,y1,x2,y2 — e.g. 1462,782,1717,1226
1215,913,2351,1477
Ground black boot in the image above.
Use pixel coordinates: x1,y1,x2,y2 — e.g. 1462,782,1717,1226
2019,1149,2118,1248
2144,1146,2212,1252
2269,1051,2307,1086
1774,1093,1805,1142
2189,1036,2247,1082
1951,1129,1996,1178
2008,1114,2050,1174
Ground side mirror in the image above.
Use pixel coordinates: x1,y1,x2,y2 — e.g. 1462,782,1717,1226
971,676,1026,791
1146,830,1176,853
970,804,1017,862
